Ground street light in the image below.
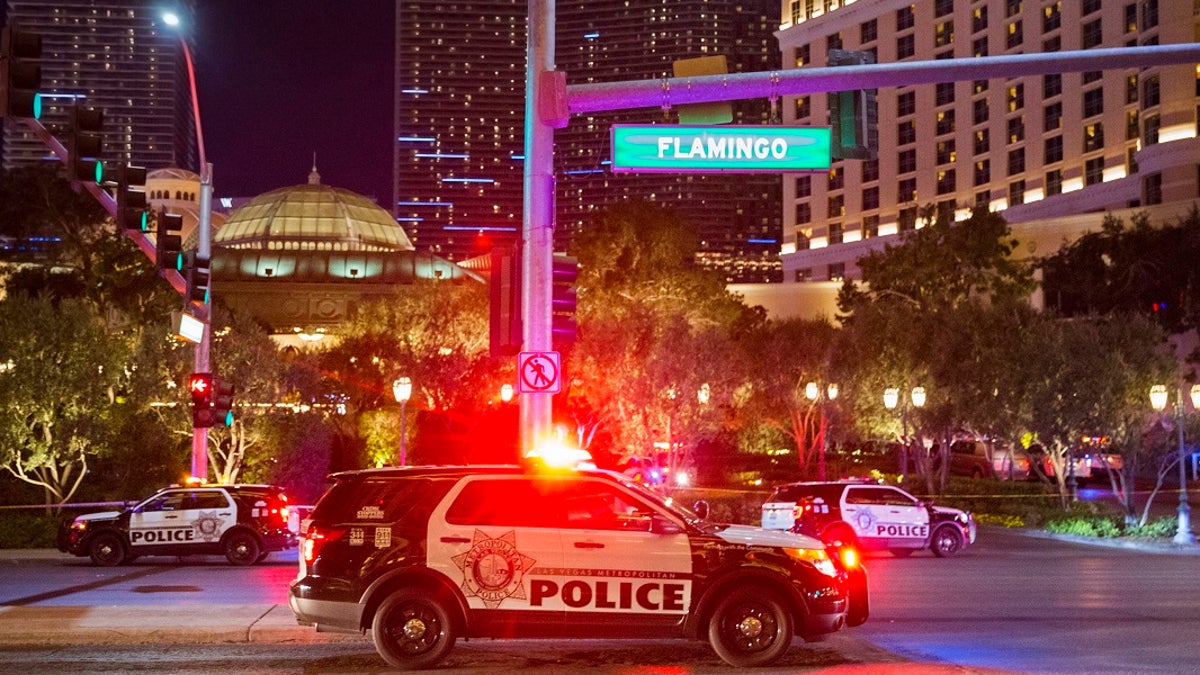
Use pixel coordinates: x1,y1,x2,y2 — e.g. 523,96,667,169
500,383,514,403
1149,383,1197,545
805,381,838,480
884,385,926,483
393,377,413,467
163,11,214,482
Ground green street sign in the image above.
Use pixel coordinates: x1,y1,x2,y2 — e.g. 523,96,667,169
610,125,831,174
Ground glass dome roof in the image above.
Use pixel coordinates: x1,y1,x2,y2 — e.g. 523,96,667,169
216,183,414,252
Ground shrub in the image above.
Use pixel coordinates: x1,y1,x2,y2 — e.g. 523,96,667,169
1044,516,1121,538
0,511,62,549
1124,517,1177,538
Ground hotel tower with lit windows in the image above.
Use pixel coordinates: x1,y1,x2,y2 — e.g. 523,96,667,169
776,0,1199,286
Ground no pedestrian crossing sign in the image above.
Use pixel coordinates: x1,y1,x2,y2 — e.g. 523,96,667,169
518,351,561,394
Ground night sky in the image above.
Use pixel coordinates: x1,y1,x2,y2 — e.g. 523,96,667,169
193,2,395,205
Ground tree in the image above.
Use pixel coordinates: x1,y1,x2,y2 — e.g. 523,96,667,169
0,295,132,505
838,206,1036,316
566,202,759,473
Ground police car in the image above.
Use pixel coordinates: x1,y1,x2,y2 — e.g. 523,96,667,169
288,463,868,669
761,480,976,558
58,484,296,566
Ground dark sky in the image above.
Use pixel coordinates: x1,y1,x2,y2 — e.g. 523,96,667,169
193,2,394,205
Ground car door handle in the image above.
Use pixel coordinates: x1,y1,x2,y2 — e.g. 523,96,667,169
440,536,471,544
164,515,179,519
573,541,605,549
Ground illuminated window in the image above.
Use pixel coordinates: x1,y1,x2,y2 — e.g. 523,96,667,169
1083,122,1104,152
1126,74,1139,104
1043,3,1061,32
898,178,917,203
1008,116,1025,143
973,6,988,33
828,167,843,190
936,169,956,195
936,109,956,135
973,37,989,57
936,139,956,165
935,21,954,48
1006,21,1023,49
974,129,990,154
1143,114,1160,145
974,160,991,186
1007,83,1024,112
827,262,845,282
1127,110,1140,140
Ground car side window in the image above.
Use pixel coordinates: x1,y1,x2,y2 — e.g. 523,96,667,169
844,487,880,505
142,492,187,512
879,488,918,507
560,482,652,532
191,491,230,509
445,478,562,528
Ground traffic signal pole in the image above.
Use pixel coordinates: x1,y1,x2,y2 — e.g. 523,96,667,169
190,161,213,482
520,0,556,455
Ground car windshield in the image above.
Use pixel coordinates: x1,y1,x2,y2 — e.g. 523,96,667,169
615,474,720,533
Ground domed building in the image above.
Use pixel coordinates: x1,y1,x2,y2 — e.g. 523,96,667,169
211,167,481,349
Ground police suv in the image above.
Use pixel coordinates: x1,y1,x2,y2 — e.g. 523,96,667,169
288,464,868,669
58,484,296,566
761,480,976,558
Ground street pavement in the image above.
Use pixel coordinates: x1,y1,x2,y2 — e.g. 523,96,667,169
0,530,1197,648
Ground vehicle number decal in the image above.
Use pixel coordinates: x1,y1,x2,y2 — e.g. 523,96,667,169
349,527,365,546
374,527,391,548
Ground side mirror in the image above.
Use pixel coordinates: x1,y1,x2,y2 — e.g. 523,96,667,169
650,513,684,535
692,500,710,520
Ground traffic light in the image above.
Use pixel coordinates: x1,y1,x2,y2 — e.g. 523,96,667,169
1,26,42,119
66,106,104,183
98,162,149,231
189,372,215,428
551,254,579,346
210,377,235,427
827,49,878,161
489,247,521,357
156,212,184,271
185,252,211,306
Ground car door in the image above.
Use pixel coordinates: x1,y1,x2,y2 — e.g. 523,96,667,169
554,477,692,634
427,476,566,634
127,488,235,551
841,486,929,548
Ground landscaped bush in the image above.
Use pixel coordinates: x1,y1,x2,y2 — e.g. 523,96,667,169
1044,515,1122,538
0,511,62,549
1123,517,1178,538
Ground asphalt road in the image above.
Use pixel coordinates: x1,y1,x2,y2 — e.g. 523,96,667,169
1,529,1199,673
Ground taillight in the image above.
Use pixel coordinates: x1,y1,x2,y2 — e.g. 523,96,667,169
303,524,346,563
837,545,861,570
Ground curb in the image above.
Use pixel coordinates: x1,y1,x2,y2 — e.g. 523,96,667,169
1002,525,1200,554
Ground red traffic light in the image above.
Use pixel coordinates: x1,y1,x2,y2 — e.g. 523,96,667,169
189,372,213,404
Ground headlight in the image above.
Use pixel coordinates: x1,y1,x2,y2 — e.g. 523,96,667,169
785,547,838,577
70,520,87,532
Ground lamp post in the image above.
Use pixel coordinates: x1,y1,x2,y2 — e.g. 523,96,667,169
393,377,413,467
805,381,838,480
884,386,925,483
164,11,214,483
1150,383,1198,545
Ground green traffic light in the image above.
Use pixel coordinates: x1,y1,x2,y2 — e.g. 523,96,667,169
94,160,104,185
139,211,149,231
32,93,42,120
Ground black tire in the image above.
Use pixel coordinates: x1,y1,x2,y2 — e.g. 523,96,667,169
88,532,126,567
223,531,261,566
707,588,794,667
889,548,916,557
254,551,271,564
931,524,965,558
372,590,457,670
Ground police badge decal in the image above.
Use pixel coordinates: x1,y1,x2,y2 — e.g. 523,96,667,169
452,530,537,609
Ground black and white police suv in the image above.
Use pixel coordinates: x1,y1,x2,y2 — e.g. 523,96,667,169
761,479,976,558
58,484,296,566
288,463,868,669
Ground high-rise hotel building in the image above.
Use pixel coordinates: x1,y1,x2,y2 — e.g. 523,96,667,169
1,0,197,173
776,0,1199,284
556,0,784,282
394,1,786,281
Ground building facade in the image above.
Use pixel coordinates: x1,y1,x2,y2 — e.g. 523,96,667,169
393,0,786,282
777,0,1199,283
1,0,197,173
